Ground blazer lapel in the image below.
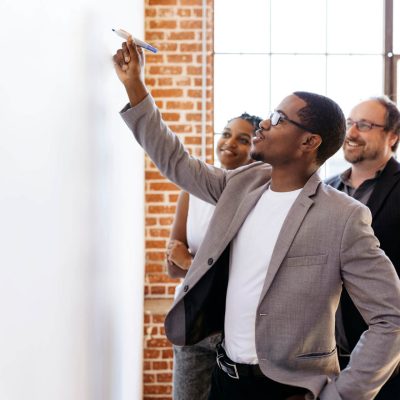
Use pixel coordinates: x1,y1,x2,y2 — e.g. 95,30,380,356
258,174,320,301
367,157,400,219
221,182,270,247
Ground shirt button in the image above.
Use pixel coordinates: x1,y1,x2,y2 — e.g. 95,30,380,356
183,285,189,292
208,258,213,265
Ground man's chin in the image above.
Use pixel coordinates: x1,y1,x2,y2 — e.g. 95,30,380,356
344,154,364,164
250,151,265,163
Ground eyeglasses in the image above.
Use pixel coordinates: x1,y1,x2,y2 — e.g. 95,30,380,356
346,119,386,132
269,111,316,133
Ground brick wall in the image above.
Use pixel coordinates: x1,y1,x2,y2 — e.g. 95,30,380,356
143,0,214,398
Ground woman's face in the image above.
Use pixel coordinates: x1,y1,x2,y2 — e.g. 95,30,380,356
217,118,254,170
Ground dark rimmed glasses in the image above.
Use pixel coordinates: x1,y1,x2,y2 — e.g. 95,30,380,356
346,119,386,132
269,111,317,133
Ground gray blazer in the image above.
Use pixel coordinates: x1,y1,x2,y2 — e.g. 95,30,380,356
121,95,400,400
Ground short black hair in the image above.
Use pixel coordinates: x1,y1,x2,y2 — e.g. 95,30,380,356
229,112,262,132
370,96,400,152
293,91,346,165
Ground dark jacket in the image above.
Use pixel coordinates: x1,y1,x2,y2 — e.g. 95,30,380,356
326,156,400,399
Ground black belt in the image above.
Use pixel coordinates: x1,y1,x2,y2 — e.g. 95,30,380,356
216,343,264,379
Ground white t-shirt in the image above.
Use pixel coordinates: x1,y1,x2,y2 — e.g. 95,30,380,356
187,195,215,254
174,195,215,299
224,187,302,364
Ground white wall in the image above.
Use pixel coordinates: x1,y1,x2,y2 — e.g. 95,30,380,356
0,1,144,399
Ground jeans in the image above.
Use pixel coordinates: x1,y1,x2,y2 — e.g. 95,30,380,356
173,333,221,400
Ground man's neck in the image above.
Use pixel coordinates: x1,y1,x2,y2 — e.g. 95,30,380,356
349,156,392,189
270,165,318,192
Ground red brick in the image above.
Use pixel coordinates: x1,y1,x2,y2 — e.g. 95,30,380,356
146,217,157,226
157,8,177,17
180,20,202,29
167,54,193,63
153,361,169,370
147,338,171,347
146,171,165,179
150,286,167,295
149,65,183,75
180,43,202,52
148,0,176,5
148,274,178,284
159,217,174,225
166,101,194,110
149,20,177,30
146,194,165,202
166,32,195,40
157,43,178,52
158,77,174,86
168,124,193,133
169,194,179,202
162,112,180,121
143,385,172,395
188,89,202,98
181,0,202,4
149,228,171,237
175,77,191,86
143,373,156,383
145,78,156,86
149,182,179,191
157,373,172,383
147,252,166,261
145,32,165,40
153,315,166,324
146,264,164,273
187,66,202,75
184,136,202,145
177,9,191,17
152,89,184,98
146,240,166,249
162,349,174,359
146,54,164,64
144,349,161,359
186,113,202,122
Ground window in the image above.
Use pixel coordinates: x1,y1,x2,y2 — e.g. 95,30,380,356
214,0,399,174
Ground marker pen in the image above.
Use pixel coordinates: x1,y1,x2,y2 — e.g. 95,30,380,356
112,29,158,53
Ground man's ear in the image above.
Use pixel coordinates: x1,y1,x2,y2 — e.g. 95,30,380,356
387,131,399,150
301,133,322,152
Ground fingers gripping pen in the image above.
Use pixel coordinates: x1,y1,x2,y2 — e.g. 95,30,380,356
112,29,158,53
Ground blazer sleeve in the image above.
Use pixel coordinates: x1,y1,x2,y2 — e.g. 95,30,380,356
120,95,227,204
320,204,400,400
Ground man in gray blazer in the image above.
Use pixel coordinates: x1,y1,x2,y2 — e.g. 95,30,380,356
113,38,400,400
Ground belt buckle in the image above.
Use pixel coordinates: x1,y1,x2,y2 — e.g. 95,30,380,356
224,359,240,379
216,353,239,379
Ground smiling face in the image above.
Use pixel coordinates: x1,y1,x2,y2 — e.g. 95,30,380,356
217,118,254,169
251,95,308,166
344,100,397,165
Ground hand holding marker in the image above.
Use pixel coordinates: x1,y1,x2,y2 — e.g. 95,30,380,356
112,29,158,53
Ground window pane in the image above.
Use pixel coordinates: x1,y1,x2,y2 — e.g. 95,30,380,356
214,0,270,53
327,0,384,54
270,55,326,108
327,55,383,115
214,54,270,131
394,0,400,54
321,150,350,180
270,0,326,53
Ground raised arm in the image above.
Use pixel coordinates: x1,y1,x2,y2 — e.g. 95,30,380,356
166,191,193,278
113,37,227,204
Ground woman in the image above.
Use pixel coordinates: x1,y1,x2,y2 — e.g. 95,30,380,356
166,112,262,400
